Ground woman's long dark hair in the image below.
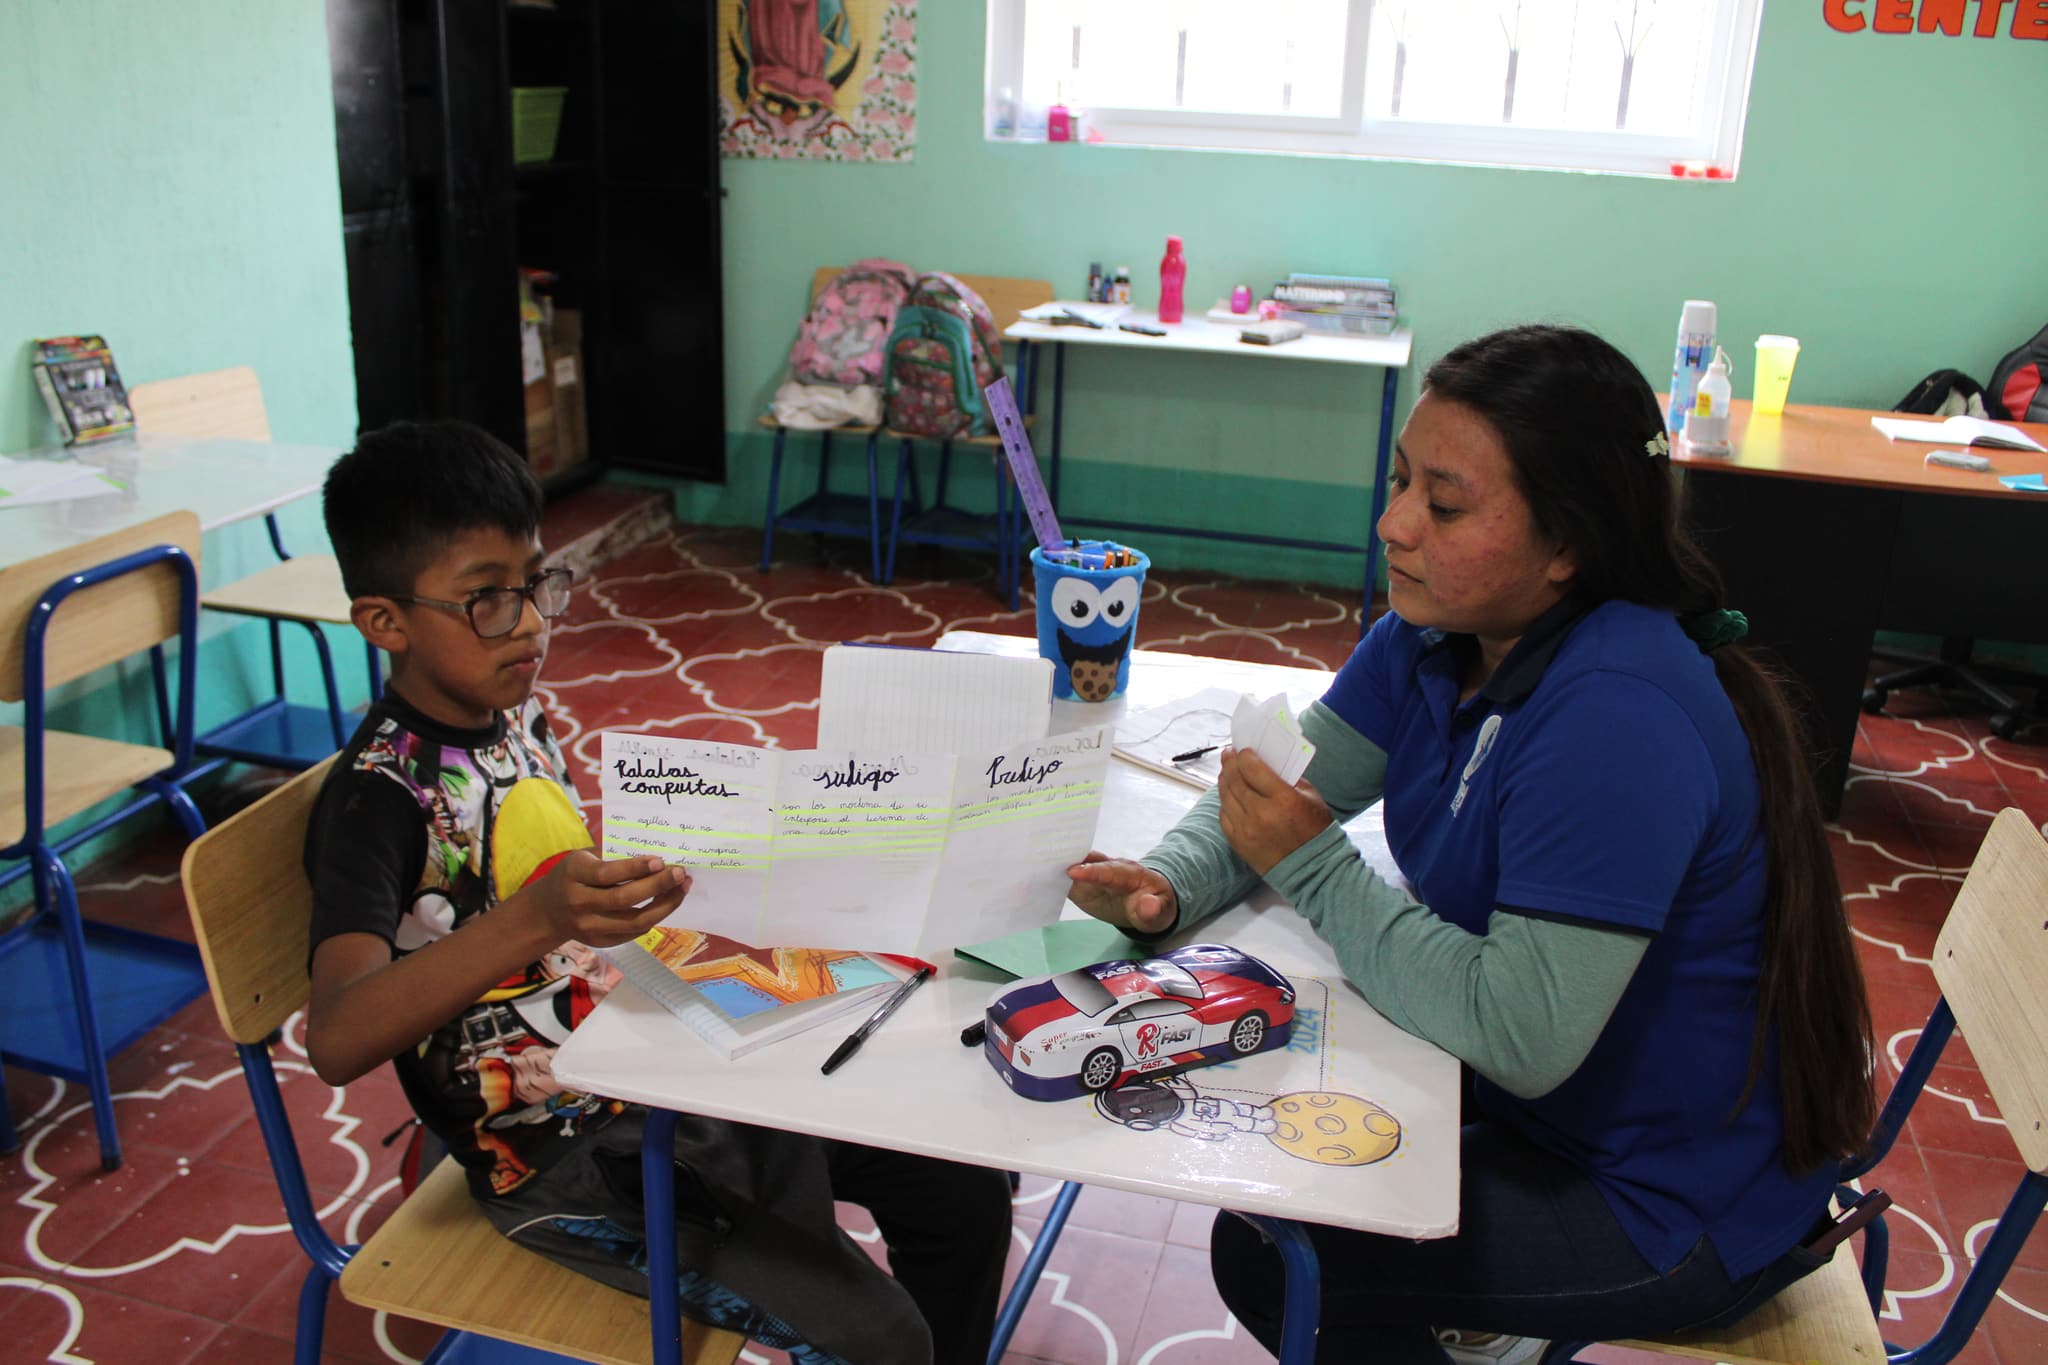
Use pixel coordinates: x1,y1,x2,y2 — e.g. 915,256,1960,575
1424,324,1874,1174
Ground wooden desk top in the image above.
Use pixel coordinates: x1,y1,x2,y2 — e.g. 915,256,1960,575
1671,401,2048,500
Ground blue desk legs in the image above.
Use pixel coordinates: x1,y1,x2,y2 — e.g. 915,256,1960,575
1033,336,1398,639
1362,364,1402,635
987,1179,1082,1364
642,1106,683,1365
1235,1213,1322,1364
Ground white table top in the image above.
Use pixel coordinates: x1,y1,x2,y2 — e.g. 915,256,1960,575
1006,309,1414,370
0,434,344,568
554,633,1461,1239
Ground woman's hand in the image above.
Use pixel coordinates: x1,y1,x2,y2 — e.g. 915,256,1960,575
1065,852,1178,936
1217,747,1334,875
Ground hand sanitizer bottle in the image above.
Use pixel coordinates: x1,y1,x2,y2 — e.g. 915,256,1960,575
1684,347,1733,456
1668,299,1717,433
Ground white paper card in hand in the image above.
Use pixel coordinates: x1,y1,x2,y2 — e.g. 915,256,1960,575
1230,694,1316,786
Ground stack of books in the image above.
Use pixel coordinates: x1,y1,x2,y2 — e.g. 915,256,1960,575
1268,273,1399,337
607,927,918,1060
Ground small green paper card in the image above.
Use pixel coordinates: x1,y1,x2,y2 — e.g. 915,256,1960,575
954,919,1144,980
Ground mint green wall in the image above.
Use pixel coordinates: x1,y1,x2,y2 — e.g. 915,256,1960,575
0,1,358,880
695,3,2048,583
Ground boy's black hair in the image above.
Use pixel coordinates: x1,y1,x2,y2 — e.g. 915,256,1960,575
323,420,544,599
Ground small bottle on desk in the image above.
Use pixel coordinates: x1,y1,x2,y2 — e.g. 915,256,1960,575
1683,347,1733,456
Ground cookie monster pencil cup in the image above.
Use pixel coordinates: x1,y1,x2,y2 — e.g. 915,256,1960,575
1031,540,1148,702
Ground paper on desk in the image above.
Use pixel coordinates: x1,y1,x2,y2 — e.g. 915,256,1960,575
1232,694,1317,786
1870,414,2048,453
1019,301,1129,327
818,644,1051,754
1999,474,2047,492
0,455,122,509
955,918,1142,980
1112,686,1240,788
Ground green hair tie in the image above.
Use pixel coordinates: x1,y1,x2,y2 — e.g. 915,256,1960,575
1682,608,1749,652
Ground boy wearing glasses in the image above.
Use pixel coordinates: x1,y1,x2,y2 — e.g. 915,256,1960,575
304,422,1009,1364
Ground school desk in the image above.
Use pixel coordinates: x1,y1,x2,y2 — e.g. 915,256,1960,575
1004,312,1415,627
0,433,340,565
0,432,360,772
1670,401,2048,818
553,632,1462,1365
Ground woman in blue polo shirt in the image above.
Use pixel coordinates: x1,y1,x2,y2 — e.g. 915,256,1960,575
1068,324,1875,1363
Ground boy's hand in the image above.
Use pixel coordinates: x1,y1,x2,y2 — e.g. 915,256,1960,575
512,849,690,949
1066,852,1178,936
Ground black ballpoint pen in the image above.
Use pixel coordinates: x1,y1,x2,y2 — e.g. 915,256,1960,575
1170,744,1220,764
822,965,933,1075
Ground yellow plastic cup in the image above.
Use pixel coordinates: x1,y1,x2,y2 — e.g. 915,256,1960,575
1753,335,1801,415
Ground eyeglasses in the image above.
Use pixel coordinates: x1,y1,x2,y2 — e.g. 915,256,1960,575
390,567,575,639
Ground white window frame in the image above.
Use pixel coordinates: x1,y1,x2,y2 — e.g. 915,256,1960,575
984,0,1764,178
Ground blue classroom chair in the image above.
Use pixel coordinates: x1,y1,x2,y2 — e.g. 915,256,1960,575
181,759,746,1365
880,274,1051,611
0,511,213,1170
759,267,897,583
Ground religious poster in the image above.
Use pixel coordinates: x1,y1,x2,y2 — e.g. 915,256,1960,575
717,0,918,161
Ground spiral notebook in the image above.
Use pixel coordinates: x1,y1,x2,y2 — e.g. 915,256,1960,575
607,928,915,1059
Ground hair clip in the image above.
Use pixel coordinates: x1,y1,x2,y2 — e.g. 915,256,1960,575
1645,432,1671,459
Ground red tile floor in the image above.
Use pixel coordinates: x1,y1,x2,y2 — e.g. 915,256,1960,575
4,517,2046,1364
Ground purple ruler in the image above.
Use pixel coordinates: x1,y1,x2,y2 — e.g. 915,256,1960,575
983,376,1065,553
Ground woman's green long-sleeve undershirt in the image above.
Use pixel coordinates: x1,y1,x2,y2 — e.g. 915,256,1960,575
1136,700,1649,1100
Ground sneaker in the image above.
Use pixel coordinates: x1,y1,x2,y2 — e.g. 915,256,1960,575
1435,1328,1549,1364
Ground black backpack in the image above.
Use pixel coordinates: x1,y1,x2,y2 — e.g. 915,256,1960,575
1893,368,1984,415
1986,322,2048,423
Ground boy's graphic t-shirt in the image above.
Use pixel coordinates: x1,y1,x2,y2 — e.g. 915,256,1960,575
306,691,625,1197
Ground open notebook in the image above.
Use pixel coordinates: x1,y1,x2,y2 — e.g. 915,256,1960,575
1869,414,2047,452
607,928,914,1059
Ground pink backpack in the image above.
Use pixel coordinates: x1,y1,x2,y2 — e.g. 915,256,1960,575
786,259,917,389
882,272,1006,438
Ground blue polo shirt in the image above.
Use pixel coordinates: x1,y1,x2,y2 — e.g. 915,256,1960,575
1322,597,1833,1280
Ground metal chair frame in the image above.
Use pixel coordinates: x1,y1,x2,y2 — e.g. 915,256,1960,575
194,508,383,769
0,542,210,1170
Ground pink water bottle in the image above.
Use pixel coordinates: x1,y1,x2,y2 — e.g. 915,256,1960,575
1157,235,1186,324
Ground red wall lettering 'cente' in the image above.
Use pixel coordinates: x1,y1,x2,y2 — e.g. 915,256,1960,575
1822,0,2048,37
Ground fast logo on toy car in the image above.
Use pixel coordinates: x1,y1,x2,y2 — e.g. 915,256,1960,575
1136,1022,1197,1057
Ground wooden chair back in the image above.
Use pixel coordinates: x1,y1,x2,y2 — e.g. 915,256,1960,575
1617,806,2048,1365
0,510,202,703
128,365,272,441
807,266,1055,336
1933,806,2048,1172
181,759,331,1044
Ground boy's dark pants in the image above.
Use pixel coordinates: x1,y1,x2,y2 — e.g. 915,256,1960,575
478,1106,1011,1365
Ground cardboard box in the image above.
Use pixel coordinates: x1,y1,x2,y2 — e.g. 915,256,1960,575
547,308,589,476
523,361,559,475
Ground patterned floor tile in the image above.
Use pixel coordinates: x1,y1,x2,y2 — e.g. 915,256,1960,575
0,1274,224,1364
1980,1261,2048,1365
998,1218,1166,1364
